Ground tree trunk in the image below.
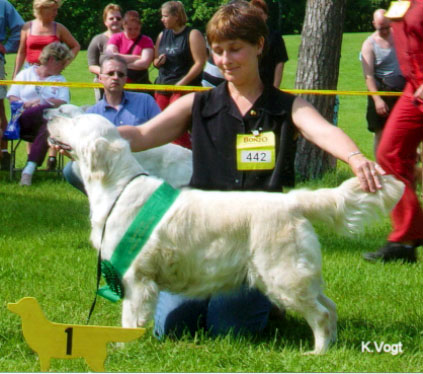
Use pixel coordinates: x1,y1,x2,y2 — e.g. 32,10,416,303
294,0,347,181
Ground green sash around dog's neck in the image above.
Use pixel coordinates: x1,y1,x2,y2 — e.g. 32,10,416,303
98,182,180,302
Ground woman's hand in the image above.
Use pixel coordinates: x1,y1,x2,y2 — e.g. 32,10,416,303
374,97,389,117
23,99,41,108
348,153,385,192
154,54,166,68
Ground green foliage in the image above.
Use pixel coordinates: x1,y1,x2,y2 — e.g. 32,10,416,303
272,0,306,34
191,0,222,25
344,0,392,32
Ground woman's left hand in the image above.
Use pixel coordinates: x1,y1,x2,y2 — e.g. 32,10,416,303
348,153,385,192
23,99,41,108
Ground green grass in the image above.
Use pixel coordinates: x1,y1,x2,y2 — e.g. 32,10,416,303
1,33,423,372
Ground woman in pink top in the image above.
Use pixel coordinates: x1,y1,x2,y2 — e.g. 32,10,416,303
106,10,154,85
12,0,80,79
12,0,79,170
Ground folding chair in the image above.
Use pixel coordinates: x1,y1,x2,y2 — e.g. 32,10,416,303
6,135,64,181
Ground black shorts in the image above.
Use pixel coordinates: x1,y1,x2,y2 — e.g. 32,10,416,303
366,95,400,133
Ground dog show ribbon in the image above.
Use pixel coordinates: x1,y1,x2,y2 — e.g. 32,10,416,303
98,182,181,303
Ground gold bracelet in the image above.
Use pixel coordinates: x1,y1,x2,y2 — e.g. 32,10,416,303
347,151,362,162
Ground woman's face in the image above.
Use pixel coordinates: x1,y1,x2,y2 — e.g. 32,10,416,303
211,38,263,85
38,4,59,22
124,20,141,39
104,11,122,34
45,56,66,75
161,8,179,30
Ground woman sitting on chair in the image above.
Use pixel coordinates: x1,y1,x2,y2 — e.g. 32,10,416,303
7,42,72,186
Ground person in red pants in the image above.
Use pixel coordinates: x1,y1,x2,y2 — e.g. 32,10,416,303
363,0,423,263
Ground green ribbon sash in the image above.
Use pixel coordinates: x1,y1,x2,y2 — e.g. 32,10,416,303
98,182,180,302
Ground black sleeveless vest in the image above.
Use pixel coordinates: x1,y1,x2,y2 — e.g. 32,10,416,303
156,27,202,86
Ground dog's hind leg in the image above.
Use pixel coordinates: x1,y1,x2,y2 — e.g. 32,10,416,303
301,290,336,354
264,281,335,354
318,292,337,344
253,221,336,354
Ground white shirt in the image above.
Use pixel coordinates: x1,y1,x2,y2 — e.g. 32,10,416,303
7,65,70,104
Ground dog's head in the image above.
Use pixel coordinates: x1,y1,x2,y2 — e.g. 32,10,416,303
48,113,134,182
43,103,87,121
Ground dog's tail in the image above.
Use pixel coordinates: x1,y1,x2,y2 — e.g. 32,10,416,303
289,175,404,235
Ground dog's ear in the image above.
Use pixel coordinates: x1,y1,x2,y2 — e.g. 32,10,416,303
83,137,127,182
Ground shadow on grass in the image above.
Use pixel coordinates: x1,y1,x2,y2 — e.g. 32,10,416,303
0,176,89,240
152,307,423,355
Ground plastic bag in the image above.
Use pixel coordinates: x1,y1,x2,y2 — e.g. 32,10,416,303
4,101,24,140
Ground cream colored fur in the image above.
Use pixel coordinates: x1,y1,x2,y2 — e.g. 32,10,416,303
47,113,405,354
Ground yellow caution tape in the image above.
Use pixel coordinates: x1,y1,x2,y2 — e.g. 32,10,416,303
0,79,402,96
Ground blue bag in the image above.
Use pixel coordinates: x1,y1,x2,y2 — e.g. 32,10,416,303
4,101,24,140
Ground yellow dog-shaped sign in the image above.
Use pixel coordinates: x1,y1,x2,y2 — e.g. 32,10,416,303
8,297,145,372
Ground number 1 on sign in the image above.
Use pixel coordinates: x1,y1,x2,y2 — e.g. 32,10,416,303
65,327,73,355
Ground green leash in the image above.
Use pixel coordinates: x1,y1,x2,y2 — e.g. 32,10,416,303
99,182,180,302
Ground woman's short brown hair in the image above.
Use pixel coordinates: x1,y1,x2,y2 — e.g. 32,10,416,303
102,3,122,22
161,1,187,27
206,1,268,46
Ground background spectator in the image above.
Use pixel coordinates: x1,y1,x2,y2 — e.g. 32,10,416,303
12,0,79,170
201,40,224,88
12,0,80,78
153,1,207,149
250,0,288,88
7,42,72,186
363,0,423,263
0,0,24,170
106,10,154,86
87,3,122,101
63,54,160,194
360,9,404,156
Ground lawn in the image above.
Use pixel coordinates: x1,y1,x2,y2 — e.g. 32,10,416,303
1,33,423,372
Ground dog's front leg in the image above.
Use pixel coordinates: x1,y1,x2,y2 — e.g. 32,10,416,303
122,276,159,329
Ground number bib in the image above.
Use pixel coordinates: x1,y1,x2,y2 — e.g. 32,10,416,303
236,131,276,171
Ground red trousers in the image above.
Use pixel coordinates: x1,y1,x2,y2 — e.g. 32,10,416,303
154,92,192,149
377,83,423,242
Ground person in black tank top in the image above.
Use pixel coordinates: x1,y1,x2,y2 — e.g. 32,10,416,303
153,1,207,149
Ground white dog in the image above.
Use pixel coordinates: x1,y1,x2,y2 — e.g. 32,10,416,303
45,104,192,188
47,113,404,354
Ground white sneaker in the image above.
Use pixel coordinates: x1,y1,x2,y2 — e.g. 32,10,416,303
20,173,33,186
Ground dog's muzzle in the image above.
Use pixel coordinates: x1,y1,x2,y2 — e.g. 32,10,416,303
48,137,72,152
